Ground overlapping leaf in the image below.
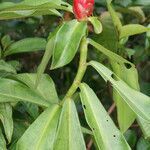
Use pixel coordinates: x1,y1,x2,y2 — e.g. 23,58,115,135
0,103,13,143
0,78,50,107
13,73,59,103
16,104,61,150
51,20,87,69
54,99,86,150
80,83,130,150
0,0,72,20
4,38,46,57
89,61,150,121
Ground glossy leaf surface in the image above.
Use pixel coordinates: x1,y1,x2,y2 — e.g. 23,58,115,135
54,99,86,150
89,61,150,121
16,104,61,150
51,20,87,69
80,83,130,150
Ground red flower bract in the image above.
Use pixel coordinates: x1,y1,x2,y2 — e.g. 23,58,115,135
73,0,94,21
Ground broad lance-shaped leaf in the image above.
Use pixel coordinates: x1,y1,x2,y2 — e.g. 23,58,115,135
0,1,72,20
16,104,61,150
4,38,46,57
0,128,6,150
120,24,150,39
111,62,139,133
89,61,150,121
0,103,13,143
54,99,86,150
0,78,50,107
13,73,59,103
79,83,130,150
51,19,87,69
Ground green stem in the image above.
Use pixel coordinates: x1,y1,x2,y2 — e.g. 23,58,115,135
60,37,88,104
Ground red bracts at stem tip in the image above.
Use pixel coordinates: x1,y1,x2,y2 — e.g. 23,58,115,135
73,0,94,21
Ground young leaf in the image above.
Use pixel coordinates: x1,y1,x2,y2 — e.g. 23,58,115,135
0,103,13,143
89,61,150,121
120,24,150,39
4,38,46,57
0,78,50,107
16,104,61,150
79,83,131,150
51,20,87,69
54,99,86,150
88,17,102,34
14,73,59,103
0,128,6,150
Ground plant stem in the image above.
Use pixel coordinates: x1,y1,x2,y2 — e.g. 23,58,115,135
60,37,88,104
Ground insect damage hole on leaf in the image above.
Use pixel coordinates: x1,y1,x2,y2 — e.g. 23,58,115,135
83,105,86,109
124,63,132,69
61,4,69,7
111,73,119,81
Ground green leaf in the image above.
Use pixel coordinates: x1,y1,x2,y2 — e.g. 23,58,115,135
79,83,130,150
136,137,150,150
88,17,102,34
137,117,150,139
124,130,137,148
0,128,6,150
81,126,93,135
4,38,46,57
23,102,39,119
111,61,139,132
120,24,150,39
51,20,87,69
0,78,50,107
88,38,133,66
0,60,16,74
54,99,86,150
89,61,150,121
0,1,72,20
35,25,61,86
93,12,118,52
16,104,61,150
0,103,13,143
107,2,122,33
14,73,59,103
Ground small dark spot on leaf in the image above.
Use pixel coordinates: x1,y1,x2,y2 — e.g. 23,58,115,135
61,4,69,7
106,120,108,122
124,63,132,69
113,135,116,137
93,128,95,130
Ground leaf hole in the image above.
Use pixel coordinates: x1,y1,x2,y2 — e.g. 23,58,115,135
111,74,119,81
113,135,116,137
61,4,69,7
83,105,86,109
106,120,108,122
124,63,132,69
